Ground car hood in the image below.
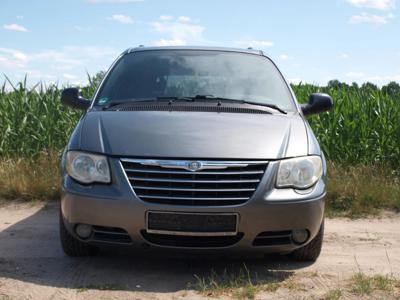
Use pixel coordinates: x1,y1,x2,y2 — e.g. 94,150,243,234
78,111,308,159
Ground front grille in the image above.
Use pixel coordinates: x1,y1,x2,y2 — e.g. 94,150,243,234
141,230,244,247
121,159,268,206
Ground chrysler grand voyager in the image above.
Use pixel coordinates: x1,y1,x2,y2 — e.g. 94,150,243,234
60,46,333,261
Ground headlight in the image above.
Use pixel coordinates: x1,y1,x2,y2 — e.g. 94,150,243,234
276,156,322,189
66,151,110,184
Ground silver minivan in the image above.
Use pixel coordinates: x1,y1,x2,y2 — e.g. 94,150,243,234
60,46,333,261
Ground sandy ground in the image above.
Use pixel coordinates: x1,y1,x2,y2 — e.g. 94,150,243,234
0,201,399,299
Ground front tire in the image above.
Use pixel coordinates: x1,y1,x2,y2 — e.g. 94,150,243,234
288,219,324,262
59,211,98,257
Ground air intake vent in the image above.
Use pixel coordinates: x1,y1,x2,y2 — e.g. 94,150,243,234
108,103,272,114
253,230,293,246
141,230,244,247
91,226,132,244
120,159,268,206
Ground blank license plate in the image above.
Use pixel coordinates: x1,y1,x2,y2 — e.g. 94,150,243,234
146,211,238,236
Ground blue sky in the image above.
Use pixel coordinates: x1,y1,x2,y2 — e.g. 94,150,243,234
0,0,399,86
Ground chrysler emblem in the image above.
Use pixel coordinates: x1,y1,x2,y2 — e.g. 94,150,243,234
187,161,202,171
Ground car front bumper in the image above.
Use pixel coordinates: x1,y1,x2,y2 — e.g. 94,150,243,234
61,158,326,254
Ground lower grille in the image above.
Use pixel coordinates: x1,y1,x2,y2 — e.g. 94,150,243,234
121,159,268,206
147,211,238,236
141,230,244,247
92,226,132,244
253,230,292,246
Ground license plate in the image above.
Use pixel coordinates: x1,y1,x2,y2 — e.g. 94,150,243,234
146,211,239,236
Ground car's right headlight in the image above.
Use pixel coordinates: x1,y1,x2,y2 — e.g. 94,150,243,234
276,156,322,189
66,151,110,184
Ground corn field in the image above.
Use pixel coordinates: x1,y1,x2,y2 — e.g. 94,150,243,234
292,83,400,167
0,77,399,167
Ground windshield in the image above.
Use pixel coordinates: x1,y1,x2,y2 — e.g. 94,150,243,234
95,50,295,110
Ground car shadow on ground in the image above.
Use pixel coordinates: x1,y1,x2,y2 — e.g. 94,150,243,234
0,201,313,293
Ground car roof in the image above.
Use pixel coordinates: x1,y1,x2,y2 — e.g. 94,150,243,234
123,46,265,56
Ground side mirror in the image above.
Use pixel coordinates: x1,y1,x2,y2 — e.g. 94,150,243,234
61,88,91,110
301,93,333,116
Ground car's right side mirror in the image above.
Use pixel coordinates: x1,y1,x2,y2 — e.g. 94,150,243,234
301,93,333,116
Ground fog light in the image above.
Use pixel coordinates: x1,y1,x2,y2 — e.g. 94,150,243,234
292,229,309,244
75,224,92,239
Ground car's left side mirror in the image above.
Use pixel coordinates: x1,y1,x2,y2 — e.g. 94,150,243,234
301,93,333,116
61,88,91,110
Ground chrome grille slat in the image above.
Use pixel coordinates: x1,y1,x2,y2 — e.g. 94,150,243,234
121,159,268,206
133,186,256,192
124,168,264,175
138,195,250,201
127,177,260,183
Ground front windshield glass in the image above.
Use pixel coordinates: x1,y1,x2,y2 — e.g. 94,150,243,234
95,50,295,110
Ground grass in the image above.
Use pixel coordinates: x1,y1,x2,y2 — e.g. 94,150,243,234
192,265,282,299
351,272,373,295
0,151,61,201
326,162,400,217
323,274,399,299
351,272,398,296
323,288,342,300
373,274,394,291
191,266,400,299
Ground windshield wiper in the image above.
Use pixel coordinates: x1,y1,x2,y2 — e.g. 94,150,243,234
99,97,194,110
99,95,287,114
186,95,287,114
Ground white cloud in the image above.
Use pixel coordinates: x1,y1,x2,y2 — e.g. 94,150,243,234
0,48,28,68
346,71,365,77
248,40,274,48
339,53,350,59
87,0,143,3
349,12,394,24
0,48,28,62
346,0,395,10
344,71,400,84
0,46,118,86
279,54,290,60
32,46,117,70
151,16,204,46
160,15,173,21
366,74,400,82
74,25,92,32
108,14,134,24
3,23,29,32
154,39,187,46
177,16,191,22
236,40,274,49
16,15,24,20
62,73,77,80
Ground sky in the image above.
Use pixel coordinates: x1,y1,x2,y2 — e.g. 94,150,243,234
0,0,399,87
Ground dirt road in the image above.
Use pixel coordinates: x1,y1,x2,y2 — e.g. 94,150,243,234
0,201,399,299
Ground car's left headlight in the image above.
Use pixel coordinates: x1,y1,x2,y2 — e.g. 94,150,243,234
66,151,111,184
276,156,322,189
